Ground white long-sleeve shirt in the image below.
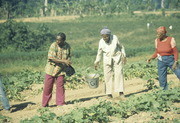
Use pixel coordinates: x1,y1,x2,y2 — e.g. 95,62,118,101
94,35,126,65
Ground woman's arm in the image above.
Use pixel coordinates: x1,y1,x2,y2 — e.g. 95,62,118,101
49,58,71,65
94,40,103,64
147,39,158,63
94,40,103,69
151,39,158,58
171,37,178,61
171,37,179,70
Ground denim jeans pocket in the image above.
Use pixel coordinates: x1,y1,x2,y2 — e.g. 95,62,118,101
162,55,174,63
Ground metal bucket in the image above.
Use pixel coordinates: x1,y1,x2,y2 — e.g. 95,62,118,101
85,74,99,89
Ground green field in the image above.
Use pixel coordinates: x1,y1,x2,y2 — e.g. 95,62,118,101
0,14,180,74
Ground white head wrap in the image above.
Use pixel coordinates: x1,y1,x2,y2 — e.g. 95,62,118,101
100,27,111,35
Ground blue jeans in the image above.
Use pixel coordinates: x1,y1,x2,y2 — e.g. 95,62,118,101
0,76,10,110
158,55,180,90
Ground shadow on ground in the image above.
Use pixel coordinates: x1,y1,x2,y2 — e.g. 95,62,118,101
125,89,149,97
11,102,36,112
66,95,106,104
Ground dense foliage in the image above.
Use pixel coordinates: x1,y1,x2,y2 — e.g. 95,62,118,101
0,20,54,52
0,0,179,19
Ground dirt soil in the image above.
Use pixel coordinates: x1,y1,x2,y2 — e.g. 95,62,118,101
1,74,179,123
0,11,179,23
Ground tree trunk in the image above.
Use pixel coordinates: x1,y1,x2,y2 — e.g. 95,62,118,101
50,9,56,16
44,0,48,12
40,9,44,17
43,0,48,16
161,0,165,8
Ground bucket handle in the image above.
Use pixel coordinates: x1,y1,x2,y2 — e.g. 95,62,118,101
92,73,99,79
86,67,100,79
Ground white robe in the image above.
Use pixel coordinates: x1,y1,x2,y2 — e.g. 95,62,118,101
94,35,125,94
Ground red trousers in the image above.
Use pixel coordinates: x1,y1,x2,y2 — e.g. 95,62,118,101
42,74,65,107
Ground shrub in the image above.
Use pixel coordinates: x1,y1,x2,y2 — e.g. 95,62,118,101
0,20,54,52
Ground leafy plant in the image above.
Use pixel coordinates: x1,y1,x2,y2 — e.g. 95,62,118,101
144,79,157,90
21,87,180,122
21,108,58,123
2,69,44,100
0,20,54,52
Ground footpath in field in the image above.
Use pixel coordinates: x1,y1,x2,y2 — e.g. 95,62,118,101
0,16,79,23
0,11,180,23
1,74,180,122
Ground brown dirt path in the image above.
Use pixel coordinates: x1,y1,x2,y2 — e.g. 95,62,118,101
0,16,79,23
0,11,179,23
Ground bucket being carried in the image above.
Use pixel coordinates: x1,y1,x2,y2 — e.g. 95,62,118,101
85,74,99,89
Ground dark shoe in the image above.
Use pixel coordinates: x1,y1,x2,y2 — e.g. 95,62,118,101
107,94,113,98
119,92,124,95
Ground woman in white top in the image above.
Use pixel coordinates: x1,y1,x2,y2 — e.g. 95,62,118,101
94,27,126,98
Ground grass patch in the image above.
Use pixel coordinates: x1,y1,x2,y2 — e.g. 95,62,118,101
0,14,180,74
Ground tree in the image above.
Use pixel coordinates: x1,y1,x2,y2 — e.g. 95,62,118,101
44,0,48,16
0,0,20,19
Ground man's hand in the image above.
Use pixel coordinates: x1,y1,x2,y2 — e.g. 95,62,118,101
122,57,127,65
147,58,152,63
94,62,99,70
172,61,178,70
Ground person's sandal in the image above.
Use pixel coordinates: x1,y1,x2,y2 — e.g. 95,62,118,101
3,108,12,113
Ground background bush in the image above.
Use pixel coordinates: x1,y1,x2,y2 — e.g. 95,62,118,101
0,20,54,52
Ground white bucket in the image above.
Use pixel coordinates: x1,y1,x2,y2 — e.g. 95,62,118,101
85,74,99,88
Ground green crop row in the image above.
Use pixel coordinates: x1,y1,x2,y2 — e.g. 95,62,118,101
20,87,180,123
2,69,44,100
1,60,174,101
